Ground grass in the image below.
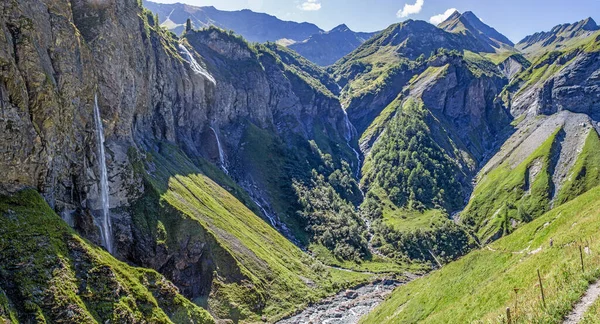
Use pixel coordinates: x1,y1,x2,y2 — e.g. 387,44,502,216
555,129,600,206
0,190,214,324
510,114,527,127
362,185,600,324
461,127,561,242
481,51,522,65
136,143,377,322
309,244,416,274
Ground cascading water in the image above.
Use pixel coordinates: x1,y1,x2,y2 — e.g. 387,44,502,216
342,107,362,179
251,197,277,227
210,127,228,174
93,94,113,254
178,44,216,85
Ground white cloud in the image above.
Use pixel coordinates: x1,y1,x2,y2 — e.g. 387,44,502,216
396,0,424,18
429,8,458,25
298,0,321,11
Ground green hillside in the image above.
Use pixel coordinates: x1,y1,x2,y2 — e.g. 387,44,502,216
0,190,214,324
362,185,600,323
131,143,378,322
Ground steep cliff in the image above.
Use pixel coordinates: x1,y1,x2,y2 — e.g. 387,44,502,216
0,0,371,322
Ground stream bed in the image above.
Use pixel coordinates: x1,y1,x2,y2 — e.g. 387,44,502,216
277,279,402,324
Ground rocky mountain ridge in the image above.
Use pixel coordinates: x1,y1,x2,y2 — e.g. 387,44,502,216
142,0,322,42
516,17,599,57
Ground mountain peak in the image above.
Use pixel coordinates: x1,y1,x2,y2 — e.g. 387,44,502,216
444,10,462,23
330,24,351,33
439,10,514,48
580,17,599,31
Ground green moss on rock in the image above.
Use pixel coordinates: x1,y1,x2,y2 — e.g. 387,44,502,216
0,190,214,324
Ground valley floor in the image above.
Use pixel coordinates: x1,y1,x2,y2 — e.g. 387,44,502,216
277,278,404,324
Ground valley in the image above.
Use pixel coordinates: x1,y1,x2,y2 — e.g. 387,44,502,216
0,0,599,323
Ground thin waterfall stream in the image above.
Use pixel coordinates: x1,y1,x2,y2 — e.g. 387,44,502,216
93,94,113,254
178,43,216,85
343,107,362,180
210,127,228,174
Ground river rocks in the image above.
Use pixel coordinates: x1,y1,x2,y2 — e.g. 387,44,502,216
278,279,402,324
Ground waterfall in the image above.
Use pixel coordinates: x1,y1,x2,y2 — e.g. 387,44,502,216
250,194,300,245
343,109,355,142
93,94,113,254
251,197,277,227
343,107,362,179
210,127,228,174
178,44,216,85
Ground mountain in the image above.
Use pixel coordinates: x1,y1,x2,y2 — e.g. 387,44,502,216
439,10,515,50
142,0,322,42
333,19,501,135
3,0,600,322
0,0,382,322
516,17,600,57
358,18,600,323
287,24,379,66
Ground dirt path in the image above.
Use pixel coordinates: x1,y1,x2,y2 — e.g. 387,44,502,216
563,281,600,324
277,279,403,324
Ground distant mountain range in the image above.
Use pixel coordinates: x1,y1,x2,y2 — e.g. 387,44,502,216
142,0,377,66
288,24,379,66
142,0,322,42
516,17,599,57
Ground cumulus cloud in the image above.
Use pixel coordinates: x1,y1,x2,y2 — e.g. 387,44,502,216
429,8,458,25
396,0,424,18
298,0,321,11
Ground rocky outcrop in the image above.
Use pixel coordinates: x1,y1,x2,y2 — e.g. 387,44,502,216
498,54,531,81
510,47,600,119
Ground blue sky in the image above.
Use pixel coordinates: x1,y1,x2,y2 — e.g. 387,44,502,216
152,0,600,42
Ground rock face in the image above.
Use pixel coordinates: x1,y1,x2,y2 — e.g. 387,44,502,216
498,53,531,81
407,55,510,164
0,0,352,321
142,0,322,42
288,24,378,66
509,48,600,119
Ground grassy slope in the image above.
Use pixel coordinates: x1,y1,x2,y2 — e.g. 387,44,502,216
556,130,600,205
0,190,214,324
138,143,375,321
461,127,561,242
362,185,600,324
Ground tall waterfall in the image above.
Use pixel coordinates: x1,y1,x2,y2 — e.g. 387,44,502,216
93,94,113,254
343,108,362,179
178,44,216,85
210,127,228,174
